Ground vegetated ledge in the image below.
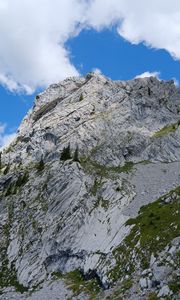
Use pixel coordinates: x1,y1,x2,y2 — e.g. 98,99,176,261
33,97,62,122
108,186,180,282
80,157,151,178
80,157,135,178
52,269,101,300
153,120,180,138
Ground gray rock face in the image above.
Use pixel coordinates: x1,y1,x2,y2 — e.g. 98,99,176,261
0,73,179,299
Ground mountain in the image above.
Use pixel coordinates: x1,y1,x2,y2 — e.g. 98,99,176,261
0,72,179,300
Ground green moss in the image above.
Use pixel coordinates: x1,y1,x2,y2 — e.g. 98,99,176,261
109,186,180,282
153,121,180,138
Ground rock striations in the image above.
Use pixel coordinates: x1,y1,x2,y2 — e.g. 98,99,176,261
0,72,180,299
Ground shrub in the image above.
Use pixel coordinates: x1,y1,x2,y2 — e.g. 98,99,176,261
79,94,83,101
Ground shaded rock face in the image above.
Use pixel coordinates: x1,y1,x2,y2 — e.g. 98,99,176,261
0,73,179,299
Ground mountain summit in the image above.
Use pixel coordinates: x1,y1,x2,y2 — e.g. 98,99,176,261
0,73,180,299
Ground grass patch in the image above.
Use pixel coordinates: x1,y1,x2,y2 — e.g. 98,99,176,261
153,121,180,138
52,271,63,279
120,278,133,292
0,200,28,294
108,186,180,282
81,157,134,178
52,270,101,300
147,292,158,300
4,172,29,196
0,262,28,294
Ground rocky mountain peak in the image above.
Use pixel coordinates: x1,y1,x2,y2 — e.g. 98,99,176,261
0,74,179,299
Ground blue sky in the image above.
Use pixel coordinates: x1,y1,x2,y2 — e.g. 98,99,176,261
0,0,180,148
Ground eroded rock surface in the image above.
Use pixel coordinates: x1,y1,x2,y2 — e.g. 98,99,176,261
0,73,179,299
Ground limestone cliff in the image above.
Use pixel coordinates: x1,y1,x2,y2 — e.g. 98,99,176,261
0,73,179,299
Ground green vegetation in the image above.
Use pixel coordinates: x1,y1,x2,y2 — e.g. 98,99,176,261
90,196,109,214
5,172,29,196
0,151,1,169
53,269,101,300
0,261,28,293
0,198,28,294
153,121,180,138
73,147,79,162
169,278,180,294
60,144,72,161
81,157,134,178
106,296,123,300
0,256,27,293
79,93,84,101
147,292,158,300
36,158,45,172
16,172,29,187
4,145,13,154
120,278,133,292
107,279,132,300
3,164,10,175
108,186,180,282
91,178,103,196
52,271,63,279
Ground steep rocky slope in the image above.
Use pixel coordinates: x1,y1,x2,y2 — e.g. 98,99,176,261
0,73,179,300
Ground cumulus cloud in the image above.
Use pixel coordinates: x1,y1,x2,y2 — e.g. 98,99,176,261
135,71,160,79
0,0,180,94
172,78,179,86
0,123,16,150
0,0,85,93
87,0,180,60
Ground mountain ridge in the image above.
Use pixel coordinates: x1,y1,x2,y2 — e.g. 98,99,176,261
0,72,179,299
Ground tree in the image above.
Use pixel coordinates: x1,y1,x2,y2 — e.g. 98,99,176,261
73,147,79,162
60,144,71,161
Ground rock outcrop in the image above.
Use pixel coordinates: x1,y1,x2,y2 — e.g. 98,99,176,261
0,72,179,299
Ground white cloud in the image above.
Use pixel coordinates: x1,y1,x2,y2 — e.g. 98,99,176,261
87,0,180,60
0,0,180,94
135,71,160,79
0,123,16,150
0,0,85,93
172,78,179,86
92,68,102,75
